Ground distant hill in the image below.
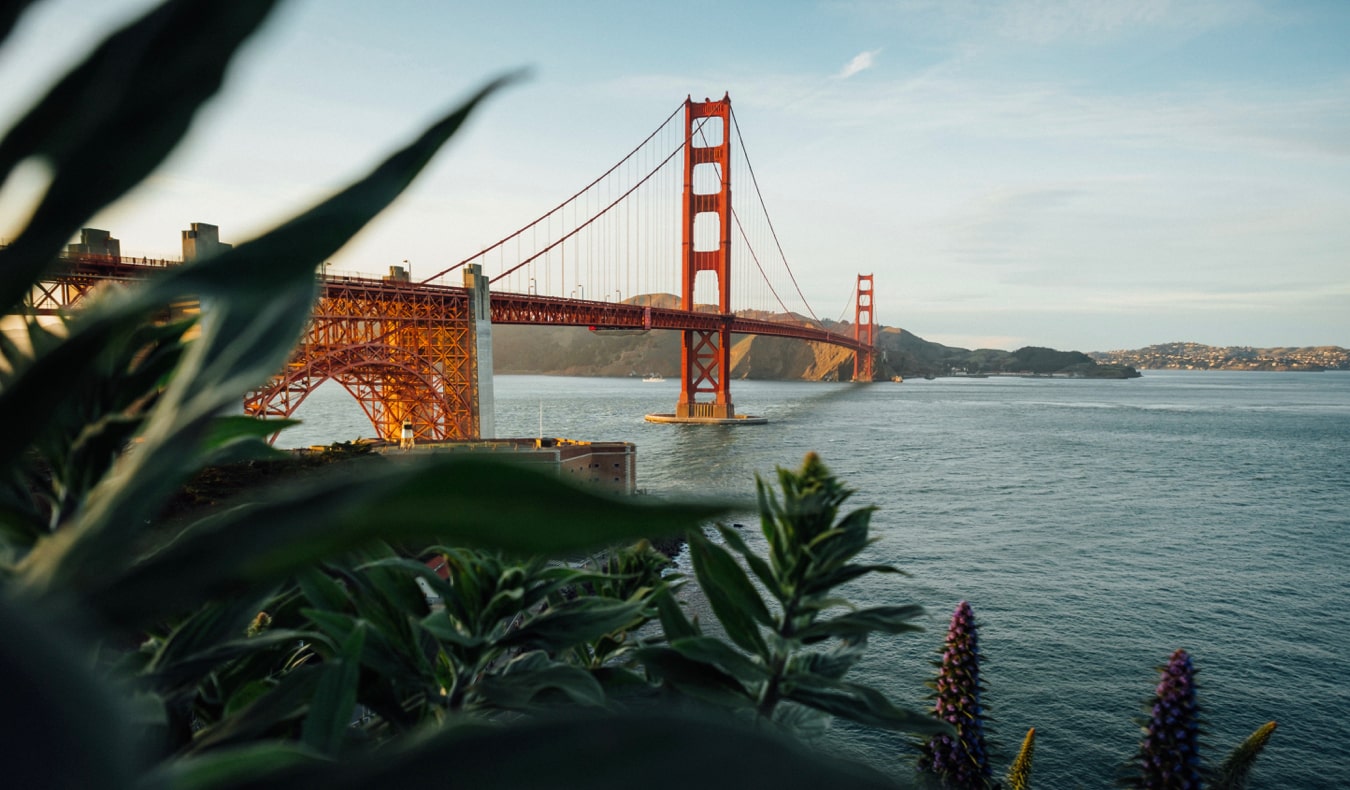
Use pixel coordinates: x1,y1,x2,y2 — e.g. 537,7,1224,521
1090,342,1349,371
491,296,1139,380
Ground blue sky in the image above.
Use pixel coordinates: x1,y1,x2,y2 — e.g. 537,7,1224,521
1,0,1347,351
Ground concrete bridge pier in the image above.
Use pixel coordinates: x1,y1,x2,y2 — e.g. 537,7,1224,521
464,263,495,439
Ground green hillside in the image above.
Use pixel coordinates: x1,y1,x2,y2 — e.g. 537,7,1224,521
491,302,1139,380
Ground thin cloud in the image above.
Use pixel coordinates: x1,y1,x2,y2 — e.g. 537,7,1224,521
837,49,881,79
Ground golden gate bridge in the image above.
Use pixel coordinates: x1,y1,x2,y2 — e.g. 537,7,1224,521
26,95,879,442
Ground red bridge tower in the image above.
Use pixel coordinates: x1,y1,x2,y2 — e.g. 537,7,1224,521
854,273,876,381
676,94,736,420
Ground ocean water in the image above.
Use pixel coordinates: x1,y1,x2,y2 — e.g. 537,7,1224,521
280,370,1350,786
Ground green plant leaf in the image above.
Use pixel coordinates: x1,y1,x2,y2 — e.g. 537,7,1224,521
151,629,323,703
668,636,769,686
797,605,925,644
201,416,298,450
297,566,352,613
801,562,903,597
783,673,946,734
13,73,521,605
196,417,299,465
653,586,701,641
793,637,868,681
188,666,322,753
191,711,903,790
634,646,751,708
418,612,486,650
0,0,283,312
301,620,367,755
302,608,416,685
146,592,272,669
0,307,155,479
474,651,606,709
715,522,781,600
351,553,431,621
136,742,327,790
82,458,728,629
687,531,770,655
0,596,138,789
500,597,647,653
804,506,875,573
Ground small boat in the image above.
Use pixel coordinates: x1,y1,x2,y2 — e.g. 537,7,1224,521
642,373,665,383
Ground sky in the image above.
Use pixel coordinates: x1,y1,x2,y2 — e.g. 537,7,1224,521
1,0,1347,352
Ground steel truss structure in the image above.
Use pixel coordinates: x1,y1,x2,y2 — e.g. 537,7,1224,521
246,277,480,442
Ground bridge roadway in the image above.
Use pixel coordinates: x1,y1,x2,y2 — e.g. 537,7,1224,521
487,290,869,353
37,256,865,353
33,255,867,355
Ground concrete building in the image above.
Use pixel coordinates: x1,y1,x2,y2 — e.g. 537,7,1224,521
67,228,120,258
181,222,233,261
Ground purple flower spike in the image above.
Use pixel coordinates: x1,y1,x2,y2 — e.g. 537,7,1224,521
1135,648,1202,789
919,601,992,787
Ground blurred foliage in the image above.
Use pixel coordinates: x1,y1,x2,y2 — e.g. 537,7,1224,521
0,2,1273,788
638,453,942,738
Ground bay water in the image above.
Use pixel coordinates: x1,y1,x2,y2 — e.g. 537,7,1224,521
279,370,1350,786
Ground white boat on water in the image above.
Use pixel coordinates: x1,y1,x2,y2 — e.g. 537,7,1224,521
642,374,665,382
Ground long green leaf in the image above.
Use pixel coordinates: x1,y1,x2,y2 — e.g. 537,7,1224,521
149,629,324,701
687,531,770,656
297,566,352,613
15,75,520,603
783,674,946,734
796,604,925,644
0,308,154,476
188,666,322,753
474,651,606,710
715,523,781,600
500,597,647,653
801,562,903,597
418,612,486,650
136,743,327,790
86,458,728,628
193,711,903,790
0,0,282,311
301,621,367,755
634,647,750,707
653,586,700,641
668,636,769,686
0,597,137,789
